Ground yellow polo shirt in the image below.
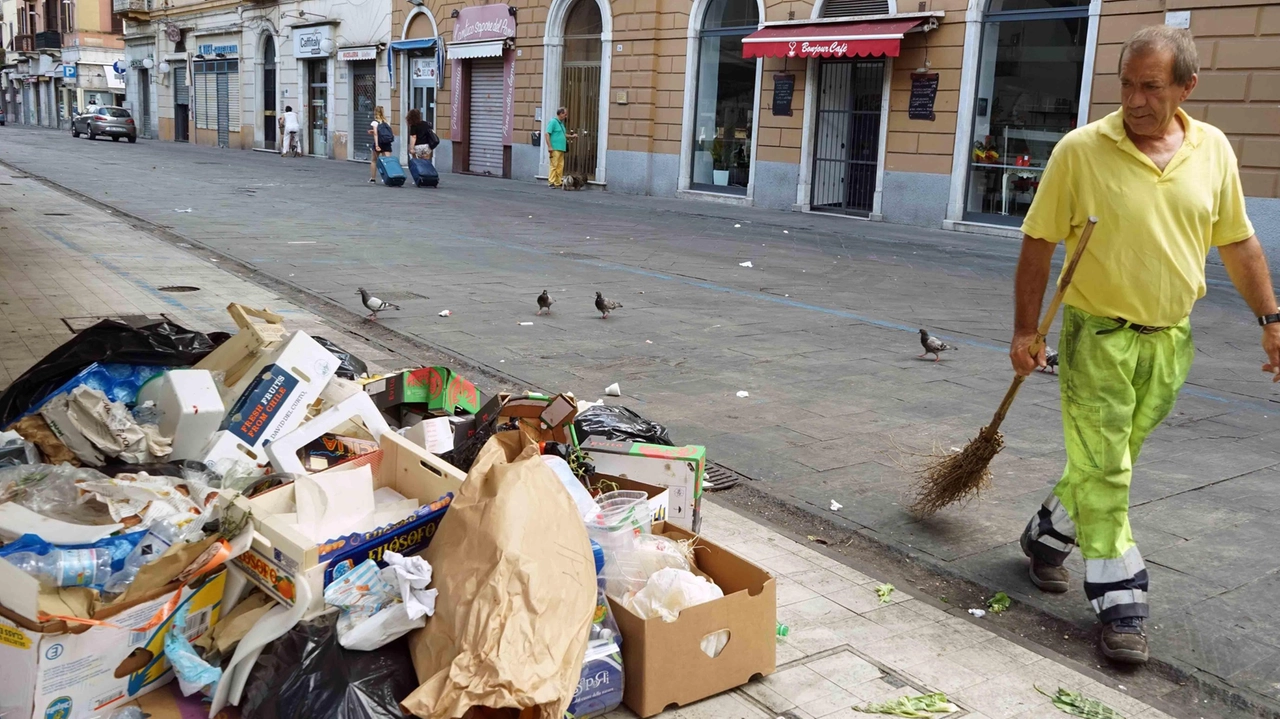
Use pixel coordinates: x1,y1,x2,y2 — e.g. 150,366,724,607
1022,109,1255,327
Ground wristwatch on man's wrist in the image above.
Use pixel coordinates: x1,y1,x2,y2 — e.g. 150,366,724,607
1258,312,1280,327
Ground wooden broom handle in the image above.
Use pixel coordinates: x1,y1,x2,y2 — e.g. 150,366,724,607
982,217,1099,437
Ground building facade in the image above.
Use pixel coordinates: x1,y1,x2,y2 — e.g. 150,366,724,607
378,0,1277,239
3,0,126,128
116,0,391,157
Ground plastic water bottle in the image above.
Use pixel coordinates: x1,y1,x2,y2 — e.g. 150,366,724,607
4,548,113,587
104,516,198,593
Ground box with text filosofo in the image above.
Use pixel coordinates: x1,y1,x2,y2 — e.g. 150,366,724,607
0,571,226,719
197,331,340,474
225,431,465,617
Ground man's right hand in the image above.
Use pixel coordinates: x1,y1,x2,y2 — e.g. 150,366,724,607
1010,330,1046,377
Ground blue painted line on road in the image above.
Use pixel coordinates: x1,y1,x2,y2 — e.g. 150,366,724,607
38,228,188,311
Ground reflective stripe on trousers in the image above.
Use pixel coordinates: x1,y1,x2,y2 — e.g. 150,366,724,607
1021,305,1192,623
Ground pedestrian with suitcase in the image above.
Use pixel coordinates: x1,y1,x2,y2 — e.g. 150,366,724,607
368,105,397,184
406,109,439,188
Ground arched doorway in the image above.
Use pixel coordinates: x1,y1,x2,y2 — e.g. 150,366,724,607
541,0,612,184
688,0,759,195
561,0,601,180
262,36,277,149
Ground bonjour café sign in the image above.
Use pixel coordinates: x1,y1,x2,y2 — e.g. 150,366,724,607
454,4,517,43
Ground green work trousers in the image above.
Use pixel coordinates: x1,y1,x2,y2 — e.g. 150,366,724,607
1022,305,1193,622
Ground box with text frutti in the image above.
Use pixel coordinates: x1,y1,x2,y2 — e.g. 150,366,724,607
197,331,339,473
579,438,705,532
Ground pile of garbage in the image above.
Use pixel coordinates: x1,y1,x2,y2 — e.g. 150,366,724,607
0,304,775,719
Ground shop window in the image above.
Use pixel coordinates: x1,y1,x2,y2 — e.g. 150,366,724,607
690,0,758,195
963,0,1088,225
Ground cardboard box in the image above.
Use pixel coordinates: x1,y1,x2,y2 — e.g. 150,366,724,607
364,367,480,417
197,330,340,473
193,304,288,406
608,525,775,718
579,438,706,532
226,431,465,617
588,474,671,526
0,572,226,719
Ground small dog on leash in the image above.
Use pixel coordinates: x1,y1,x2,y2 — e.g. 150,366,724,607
562,173,587,191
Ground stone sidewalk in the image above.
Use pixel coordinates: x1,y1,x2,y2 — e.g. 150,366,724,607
2,126,1277,713
0,159,1194,719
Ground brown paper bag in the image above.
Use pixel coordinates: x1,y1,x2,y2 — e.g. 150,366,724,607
401,431,597,719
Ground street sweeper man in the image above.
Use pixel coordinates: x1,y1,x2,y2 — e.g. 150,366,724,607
1010,25,1280,665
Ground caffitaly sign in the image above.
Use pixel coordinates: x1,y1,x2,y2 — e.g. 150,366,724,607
294,25,334,58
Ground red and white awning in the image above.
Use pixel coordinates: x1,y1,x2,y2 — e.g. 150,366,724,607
742,17,933,59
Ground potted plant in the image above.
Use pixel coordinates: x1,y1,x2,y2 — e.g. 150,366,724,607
712,136,729,186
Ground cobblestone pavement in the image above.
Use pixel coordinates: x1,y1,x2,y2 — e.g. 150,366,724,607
2,126,1278,713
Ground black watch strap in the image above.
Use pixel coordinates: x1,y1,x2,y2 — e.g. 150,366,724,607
1259,313,1280,326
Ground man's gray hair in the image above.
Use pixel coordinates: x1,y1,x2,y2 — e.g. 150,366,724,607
557,107,567,115
1119,25,1199,86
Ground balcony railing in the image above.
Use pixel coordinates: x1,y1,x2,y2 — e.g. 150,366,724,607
34,30,61,49
13,34,34,52
112,0,147,14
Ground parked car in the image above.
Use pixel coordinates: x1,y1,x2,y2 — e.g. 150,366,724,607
72,106,136,142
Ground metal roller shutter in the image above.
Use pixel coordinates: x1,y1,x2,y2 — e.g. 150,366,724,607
468,58,504,175
173,61,189,105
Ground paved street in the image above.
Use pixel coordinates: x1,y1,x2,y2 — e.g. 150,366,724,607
3,125,1279,713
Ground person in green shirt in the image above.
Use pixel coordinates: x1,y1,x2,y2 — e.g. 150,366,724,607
546,107,577,188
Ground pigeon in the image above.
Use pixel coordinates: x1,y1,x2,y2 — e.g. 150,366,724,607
918,329,957,362
357,288,401,320
1039,346,1059,374
595,291,622,319
537,290,554,315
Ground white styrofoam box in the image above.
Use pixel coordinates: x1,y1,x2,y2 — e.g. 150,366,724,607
136,370,226,461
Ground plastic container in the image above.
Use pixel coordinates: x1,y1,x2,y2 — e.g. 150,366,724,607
4,548,113,587
135,369,226,461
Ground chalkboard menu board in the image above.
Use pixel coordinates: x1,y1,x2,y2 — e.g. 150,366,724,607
772,74,795,117
909,73,939,121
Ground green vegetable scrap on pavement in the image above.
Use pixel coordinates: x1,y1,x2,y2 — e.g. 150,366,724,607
987,591,1011,613
855,692,959,717
875,583,895,604
1037,686,1126,718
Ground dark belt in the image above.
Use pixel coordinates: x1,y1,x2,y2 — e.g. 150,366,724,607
1095,318,1171,336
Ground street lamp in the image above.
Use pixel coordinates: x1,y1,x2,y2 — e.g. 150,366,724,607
319,38,335,56
158,61,170,74
142,57,154,69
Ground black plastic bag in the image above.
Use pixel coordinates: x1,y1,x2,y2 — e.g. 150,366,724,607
574,405,674,446
0,320,226,429
314,337,369,380
242,614,419,719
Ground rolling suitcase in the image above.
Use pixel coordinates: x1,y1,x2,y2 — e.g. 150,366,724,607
409,158,439,188
377,156,406,187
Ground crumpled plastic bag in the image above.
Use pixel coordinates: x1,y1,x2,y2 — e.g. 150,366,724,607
64,386,172,464
622,567,723,623
0,462,116,526
242,613,420,719
0,430,40,468
325,553,438,651
165,602,222,695
573,405,674,446
76,471,219,529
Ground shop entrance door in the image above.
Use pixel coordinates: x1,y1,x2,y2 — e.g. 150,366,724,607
810,59,885,217
351,62,376,162
560,64,599,181
138,69,151,138
263,41,276,147
468,57,505,175
173,61,189,142
308,60,328,157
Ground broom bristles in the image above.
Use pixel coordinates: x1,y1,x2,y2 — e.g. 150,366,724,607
910,427,1004,517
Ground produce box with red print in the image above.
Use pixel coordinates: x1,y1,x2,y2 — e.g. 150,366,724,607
363,367,480,417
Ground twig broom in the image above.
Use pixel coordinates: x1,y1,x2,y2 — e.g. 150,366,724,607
910,217,1098,517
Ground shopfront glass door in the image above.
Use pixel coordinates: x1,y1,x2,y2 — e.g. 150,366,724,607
309,60,328,157
964,0,1088,225
690,0,758,195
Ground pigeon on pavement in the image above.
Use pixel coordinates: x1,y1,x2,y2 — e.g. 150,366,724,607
595,292,622,319
537,290,554,315
918,329,957,362
1040,346,1059,374
358,288,401,320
